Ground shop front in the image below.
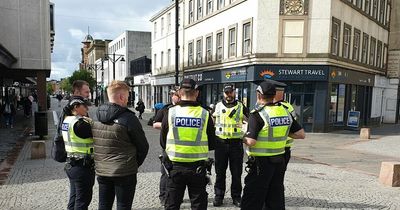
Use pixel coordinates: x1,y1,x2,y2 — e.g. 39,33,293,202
184,64,376,132
151,75,177,109
133,73,152,111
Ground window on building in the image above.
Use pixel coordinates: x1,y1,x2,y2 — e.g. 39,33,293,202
365,0,370,14
167,13,171,33
167,49,171,68
196,39,203,65
188,42,194,66
386,2,390,26
372,0,378,19
331,18,340,56
282,20,304,54
154,22,157,39
207,0,213,15
206,36,212,62
353,29,361,62
50,4,54,32
356,0,362,8
198,0,203,19
161,17,164,36
343,24,351,59
228,27,236,57
369,37,376,66
377,41,382,68
216,32,223,61
379,0,385,23
362,33,369,64
217,0,224,10
154,54,157,70
161,51,164,68
383,44,388,69
243,22,252,55
189,0,194,23
123,38,125,47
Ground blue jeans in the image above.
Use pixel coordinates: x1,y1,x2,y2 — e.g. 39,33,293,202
97,174,137,210
3,113,13,126
65,165,95,210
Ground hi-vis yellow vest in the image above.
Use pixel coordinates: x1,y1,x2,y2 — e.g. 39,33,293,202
62,116,94,155
280,101,296,148
166,105,209,162
213,102,244,139
246,105,292,157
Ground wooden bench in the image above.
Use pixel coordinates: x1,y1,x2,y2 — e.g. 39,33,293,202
379,162,400,187
31,140,46,159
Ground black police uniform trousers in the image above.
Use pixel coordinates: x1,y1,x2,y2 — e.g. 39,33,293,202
160,161,168,204
65,159,95,210
284,147,291,169
165,162,208,210
214,137,243,200
241,155,286,210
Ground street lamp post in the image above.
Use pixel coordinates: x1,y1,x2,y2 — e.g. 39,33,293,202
104,53,125,80
86,62,104,106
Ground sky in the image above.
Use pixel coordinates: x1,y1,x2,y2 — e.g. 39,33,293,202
50,0,168,80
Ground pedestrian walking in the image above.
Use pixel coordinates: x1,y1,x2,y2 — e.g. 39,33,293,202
160,78,217,210
62,98,94,210
23,96,33,118
241,81,305,210
212,83,249,207
1,98,16,128
92,80,149,210
57,93,63,107
153,87,180,206
136,98,145,119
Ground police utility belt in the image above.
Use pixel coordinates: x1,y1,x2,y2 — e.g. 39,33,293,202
66,153,94,168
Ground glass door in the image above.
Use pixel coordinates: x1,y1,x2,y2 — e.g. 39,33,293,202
286,93,314,132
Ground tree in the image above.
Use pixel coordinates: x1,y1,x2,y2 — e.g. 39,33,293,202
69,70,96,90
60,77,72,93
46,82,54,95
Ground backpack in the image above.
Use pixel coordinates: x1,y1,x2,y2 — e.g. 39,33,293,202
51,108,68,162
4,104,11,114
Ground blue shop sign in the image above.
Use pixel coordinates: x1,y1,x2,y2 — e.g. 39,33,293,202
347,111,360,128
254,65,329,81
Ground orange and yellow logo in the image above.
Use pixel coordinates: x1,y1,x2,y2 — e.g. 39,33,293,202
259,70,275,79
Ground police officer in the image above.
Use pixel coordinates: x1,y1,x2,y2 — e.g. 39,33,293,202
153,87,180,206
160,78,216,210
212,83,249,207
241,81,305,210
62,98,95,210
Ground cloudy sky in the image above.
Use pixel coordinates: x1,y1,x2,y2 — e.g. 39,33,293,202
50,0,167,80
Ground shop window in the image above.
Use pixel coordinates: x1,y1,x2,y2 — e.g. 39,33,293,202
303,94,314,124
329,84,345,123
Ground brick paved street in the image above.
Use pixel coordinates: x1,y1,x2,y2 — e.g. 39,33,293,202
0,98,399,209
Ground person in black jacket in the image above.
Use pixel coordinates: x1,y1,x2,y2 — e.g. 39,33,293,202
92,80,149,210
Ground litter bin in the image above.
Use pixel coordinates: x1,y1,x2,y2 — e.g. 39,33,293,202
35,111,48,139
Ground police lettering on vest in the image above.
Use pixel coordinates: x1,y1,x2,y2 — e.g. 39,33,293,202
174,117,202,128
269,116,291,127
62,123,69,131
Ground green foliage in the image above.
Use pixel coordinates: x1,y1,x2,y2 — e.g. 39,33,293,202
60,77,72,93
69,70,96,90
46,83,54,95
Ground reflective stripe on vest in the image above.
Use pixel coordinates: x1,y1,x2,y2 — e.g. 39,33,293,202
281,101,295,148
62,116,94,155
166,106,209,162
247,106,292,157
214,102,244,139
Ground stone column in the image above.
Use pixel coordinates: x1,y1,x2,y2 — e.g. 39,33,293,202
36,71,47,111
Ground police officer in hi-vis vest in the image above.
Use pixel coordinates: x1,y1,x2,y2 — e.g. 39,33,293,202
62,98,95,210
160,78,216,210
241,81,305,210
212,83,249,207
